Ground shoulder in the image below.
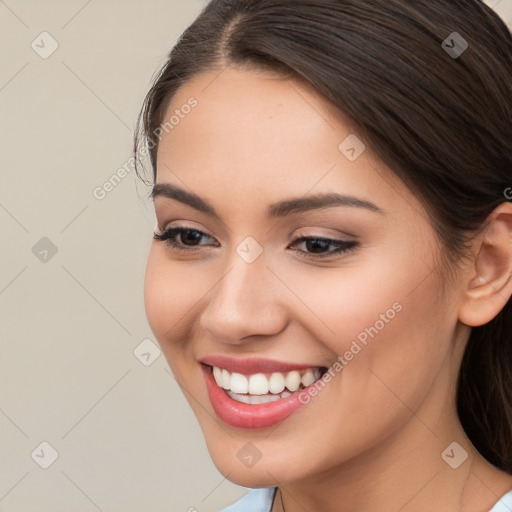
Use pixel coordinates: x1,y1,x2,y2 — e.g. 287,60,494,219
218,487,277,512
489,488,512,512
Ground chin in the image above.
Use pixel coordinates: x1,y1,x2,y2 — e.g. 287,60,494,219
216,462,282,488
206,441,300,487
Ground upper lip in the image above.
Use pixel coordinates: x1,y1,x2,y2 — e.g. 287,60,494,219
200,355,326,374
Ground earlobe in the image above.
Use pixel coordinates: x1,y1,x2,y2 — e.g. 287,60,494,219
458,203,512,327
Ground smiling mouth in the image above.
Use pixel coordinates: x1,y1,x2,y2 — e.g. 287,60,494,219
205,364,328,405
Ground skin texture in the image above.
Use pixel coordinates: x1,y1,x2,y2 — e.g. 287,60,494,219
144,66,512,512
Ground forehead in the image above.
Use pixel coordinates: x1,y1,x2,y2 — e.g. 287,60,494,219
159,66,339,163
155,67,422,222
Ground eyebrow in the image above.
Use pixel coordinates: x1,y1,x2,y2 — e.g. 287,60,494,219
151,183,385,218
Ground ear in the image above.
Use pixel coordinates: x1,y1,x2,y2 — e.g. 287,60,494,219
458,202,512,327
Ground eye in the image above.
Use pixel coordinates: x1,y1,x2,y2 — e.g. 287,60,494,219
153,226,217,252
290,232,359,260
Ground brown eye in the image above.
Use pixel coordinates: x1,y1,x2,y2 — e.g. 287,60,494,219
291,233,359,260
153,227,217,252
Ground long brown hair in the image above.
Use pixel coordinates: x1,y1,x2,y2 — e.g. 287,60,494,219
134,0,512,472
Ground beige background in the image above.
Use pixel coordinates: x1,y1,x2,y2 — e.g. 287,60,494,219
1,1,511,511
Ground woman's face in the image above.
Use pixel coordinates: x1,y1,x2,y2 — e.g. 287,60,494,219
144,66,468,486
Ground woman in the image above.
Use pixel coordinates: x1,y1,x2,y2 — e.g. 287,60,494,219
133,1,512,510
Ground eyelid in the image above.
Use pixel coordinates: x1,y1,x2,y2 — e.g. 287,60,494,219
292,225,357,241
155,219,210,235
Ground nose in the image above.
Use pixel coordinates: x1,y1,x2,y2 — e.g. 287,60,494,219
199,251,288,344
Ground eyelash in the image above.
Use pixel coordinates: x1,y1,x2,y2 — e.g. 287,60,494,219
153,226,359,260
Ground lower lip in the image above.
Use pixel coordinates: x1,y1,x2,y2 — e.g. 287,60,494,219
201,364,310,429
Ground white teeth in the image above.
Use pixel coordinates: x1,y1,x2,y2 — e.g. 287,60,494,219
213,366,223,387
285,370,301,392
211,365,324,399
227,390,283,404
221,369,230,389
301,369,315,387
268,372,285,394
230,372,248,394
248,373,269,395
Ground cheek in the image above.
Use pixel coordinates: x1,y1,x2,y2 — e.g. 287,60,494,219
285,249,451,407
143,249,202,359
276,255,410,350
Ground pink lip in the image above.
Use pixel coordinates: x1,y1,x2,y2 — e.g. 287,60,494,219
200,355,322,374
201,363,310,429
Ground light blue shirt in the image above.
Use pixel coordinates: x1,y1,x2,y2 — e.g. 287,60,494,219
218,487,275,512
218,487,512,512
